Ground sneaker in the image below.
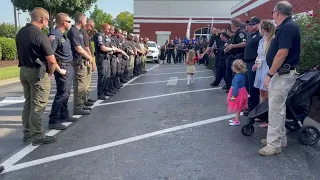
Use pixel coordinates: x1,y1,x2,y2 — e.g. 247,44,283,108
261,138,287,147
229,119,240,126
0,165,4,173
258,146,282,156
32,136,57,146
98,95,107,100
48,123,67,130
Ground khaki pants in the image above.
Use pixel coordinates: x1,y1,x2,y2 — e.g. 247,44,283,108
73,62,87,112
20,67,50,140
128,55,135,76
85,63,92,101
141,55,146,72
267,70,296,148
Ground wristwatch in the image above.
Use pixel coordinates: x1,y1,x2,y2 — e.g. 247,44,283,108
267,73,273,78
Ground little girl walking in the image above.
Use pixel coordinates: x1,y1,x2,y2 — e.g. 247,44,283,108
227,60,249,126
186,50,199,85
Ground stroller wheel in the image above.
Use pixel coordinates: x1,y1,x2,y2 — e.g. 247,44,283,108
285,121,301,132
298,126,320,146
241,124,254,136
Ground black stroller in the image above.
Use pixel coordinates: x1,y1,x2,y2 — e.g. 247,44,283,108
241,69,320,146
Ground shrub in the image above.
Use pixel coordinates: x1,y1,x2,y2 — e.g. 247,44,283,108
0,45,2,60
0,23,16,38
0,37,17,60
295,10,320,72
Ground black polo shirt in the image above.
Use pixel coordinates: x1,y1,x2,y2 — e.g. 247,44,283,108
167,43,175,52
67,25,85,60
266,17,301,68
231,28,247,54
244,30,262,62
80,28,90,49
49,28,73,62
16,23,54,67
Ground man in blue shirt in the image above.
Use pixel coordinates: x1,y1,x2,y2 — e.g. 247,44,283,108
48,13,78,130
259,1,300,156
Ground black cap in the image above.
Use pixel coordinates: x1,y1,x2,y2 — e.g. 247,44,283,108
246,16,261,25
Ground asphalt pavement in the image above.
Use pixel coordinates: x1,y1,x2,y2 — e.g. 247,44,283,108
0,62,320,180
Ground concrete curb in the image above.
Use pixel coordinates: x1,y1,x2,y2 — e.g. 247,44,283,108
0,78,20,87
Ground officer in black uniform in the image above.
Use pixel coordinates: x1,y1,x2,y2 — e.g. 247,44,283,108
94,23,116,100
224,18,247,93
243,16,263,114
120,31,132,82
211,32,229,86
166,40,176,64
48,13,78,130
16,7,61,145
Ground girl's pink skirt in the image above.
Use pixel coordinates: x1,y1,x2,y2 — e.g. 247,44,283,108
227,87,249,113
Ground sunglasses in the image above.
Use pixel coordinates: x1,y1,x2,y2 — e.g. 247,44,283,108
64,20,71,23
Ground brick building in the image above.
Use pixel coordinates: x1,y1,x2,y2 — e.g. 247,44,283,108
134,0,319,45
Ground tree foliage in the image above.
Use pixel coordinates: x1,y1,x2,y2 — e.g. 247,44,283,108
0,23,16,38
114,11,133,33
89,5,113,30
295,10,320,72
12,0,97,30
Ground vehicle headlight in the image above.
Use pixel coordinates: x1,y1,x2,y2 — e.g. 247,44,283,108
149,50,155,53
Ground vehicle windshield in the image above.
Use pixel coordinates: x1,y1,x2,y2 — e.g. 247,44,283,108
147,42,157,47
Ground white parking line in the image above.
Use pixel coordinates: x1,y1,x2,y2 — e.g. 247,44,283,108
96,87,222,107
0,64,159,170
128,76,215,86
151,66,208,71
1,113,238,174
142,70,212,76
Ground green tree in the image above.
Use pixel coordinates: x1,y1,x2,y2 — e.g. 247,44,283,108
0,23,16,38
114,11,133,33
89,5,113,30
12,0,97,30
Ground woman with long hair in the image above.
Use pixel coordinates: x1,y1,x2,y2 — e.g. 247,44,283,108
252,19,276,128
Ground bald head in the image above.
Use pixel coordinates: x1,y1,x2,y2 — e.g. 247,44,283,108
31,7,49,22
274,1,292,16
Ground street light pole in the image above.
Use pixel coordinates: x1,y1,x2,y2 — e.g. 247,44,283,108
13,5,18,34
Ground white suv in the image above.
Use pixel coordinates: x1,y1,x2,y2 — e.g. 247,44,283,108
146,41,160,63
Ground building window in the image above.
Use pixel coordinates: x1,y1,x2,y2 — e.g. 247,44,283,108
195,29,202,34
194,27,211,35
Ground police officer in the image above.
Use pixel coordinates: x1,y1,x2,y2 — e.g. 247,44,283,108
127,33,136,78
94,23,116,100
224,18,247,93
243,16,262,115
176,40,184,63
48,13,78,130
16,7,62,145
142,37,150,72
114,28,129,88
210,32,230,86
80,19,96,106
166,40,176,64
67,13,93,115
120,31,132,82
133,35,143,75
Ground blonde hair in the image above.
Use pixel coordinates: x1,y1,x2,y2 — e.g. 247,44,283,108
260,19,275,55
233,59,247,73
187,50,196,64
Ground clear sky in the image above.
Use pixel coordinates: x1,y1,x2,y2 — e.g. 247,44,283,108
0,0,133,26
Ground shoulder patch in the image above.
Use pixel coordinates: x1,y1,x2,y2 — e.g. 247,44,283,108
49,35,55,41
239,33,244,39
98,35,103,42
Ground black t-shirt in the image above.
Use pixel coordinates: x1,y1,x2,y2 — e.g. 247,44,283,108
16,23,54,67
231,28,247,54
167,43,175,52
244,30,262,62
266,17,301,68
67,25,85,60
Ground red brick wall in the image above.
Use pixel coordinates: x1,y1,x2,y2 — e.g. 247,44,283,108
234,0,319,21
139,23,230,42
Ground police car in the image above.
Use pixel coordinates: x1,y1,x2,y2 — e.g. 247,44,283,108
146,41,160,63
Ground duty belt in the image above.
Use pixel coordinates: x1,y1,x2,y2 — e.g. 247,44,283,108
58,61,72,66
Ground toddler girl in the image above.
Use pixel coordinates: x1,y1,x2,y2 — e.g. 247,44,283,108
185,50,199,85
227,59,248,126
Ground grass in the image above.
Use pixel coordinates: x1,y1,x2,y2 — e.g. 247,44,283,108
0,66,20,81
